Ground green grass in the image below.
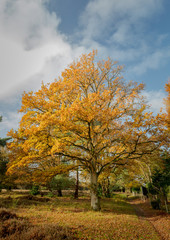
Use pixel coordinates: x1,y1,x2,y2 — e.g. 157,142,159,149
0,191,161,240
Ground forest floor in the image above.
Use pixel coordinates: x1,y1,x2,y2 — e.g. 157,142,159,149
0,191,169,240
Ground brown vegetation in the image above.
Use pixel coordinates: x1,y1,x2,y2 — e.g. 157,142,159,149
1,191,169,239
0,209,78,240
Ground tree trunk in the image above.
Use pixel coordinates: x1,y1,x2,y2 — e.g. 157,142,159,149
57,189,62,197
74,167,79,199
90,171,101,211
106,177,111,198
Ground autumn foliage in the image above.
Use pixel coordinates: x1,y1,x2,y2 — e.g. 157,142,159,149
7,51,166,210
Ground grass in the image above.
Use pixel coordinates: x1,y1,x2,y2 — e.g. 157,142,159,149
0,191,163,240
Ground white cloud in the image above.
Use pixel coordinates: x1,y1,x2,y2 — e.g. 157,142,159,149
78,0,168,73
132,48,170,75
0,0,75,100
0,0,88,136
0,111,23,137
0,0,60,48
77,0,170,93
142,90,166,114
80,0,162,43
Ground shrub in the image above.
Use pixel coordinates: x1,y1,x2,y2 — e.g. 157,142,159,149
151,199,161,210
47,192,54,198
0,210,18,222
30,185,40,196
0,219,29,238
131,187,140,194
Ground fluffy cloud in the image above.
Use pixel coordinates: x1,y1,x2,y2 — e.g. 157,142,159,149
132,48,170,75
78,0,170,76
80,0,162,43
0,0,87,136
0,0,75,100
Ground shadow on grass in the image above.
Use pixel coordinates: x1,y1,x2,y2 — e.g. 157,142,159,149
0,195,51,208
0,192,137,215
1,191,167,219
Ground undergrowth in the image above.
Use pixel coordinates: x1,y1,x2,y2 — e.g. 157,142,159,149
0,209,78,240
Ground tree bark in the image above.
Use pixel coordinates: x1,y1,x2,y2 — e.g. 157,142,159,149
90,171,101,211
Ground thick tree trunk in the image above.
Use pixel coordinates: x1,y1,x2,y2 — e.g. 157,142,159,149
90,171,101,211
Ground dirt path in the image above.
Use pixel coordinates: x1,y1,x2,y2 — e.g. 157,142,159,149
130,199,170,240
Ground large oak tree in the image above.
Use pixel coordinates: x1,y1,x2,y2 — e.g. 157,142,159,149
8,51,166,210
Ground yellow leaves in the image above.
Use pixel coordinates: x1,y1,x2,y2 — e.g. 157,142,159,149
51,139,65,156
109,144,126,155
7,50,167,185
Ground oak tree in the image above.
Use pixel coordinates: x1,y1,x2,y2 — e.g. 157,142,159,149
8,51,166,210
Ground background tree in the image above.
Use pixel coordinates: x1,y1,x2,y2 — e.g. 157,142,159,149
147,151,170,212
0,147,8,191
47,174,75,197
0,116,11,147
7,51,166,210
0,116,12,190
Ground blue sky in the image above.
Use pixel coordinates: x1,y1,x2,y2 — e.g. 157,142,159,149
0,0,170,137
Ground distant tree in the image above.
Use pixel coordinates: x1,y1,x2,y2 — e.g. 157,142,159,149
30,185,40,196
47,174,75,196
0,116,12,190
148,152,170,212
0,116,11,147
0,153,7,191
